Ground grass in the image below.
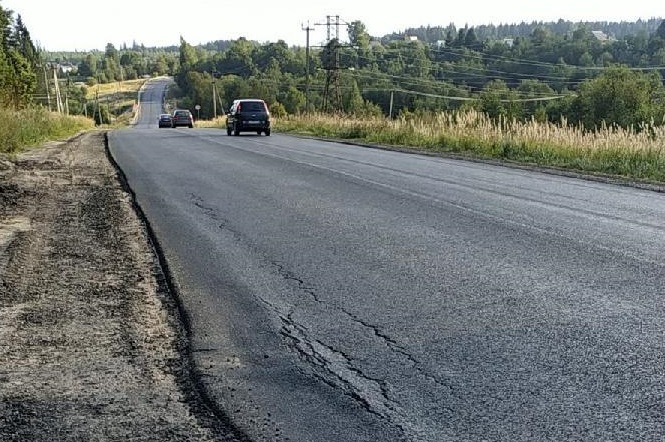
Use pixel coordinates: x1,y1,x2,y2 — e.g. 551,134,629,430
1,80,149,155
0,107,94,155
194,116,227,128
275,111,665,184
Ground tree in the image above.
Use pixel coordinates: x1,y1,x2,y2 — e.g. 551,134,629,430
480,80,522,122
464,28,480,49
105,43,118,61
344,79,364,114
655,20,665,39
179,36,198,68
570,65,665,130
0,7,37,108
14,15,39,69
348,21,370,50
281,85,305,114
347,21,374,69
219,38,257,77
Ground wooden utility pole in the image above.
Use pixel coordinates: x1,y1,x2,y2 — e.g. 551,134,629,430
302,22,314,112
52,67,63,113
212,77,217,118
43,65,52,111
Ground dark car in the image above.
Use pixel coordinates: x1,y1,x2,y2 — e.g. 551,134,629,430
158,113,173,128
171,109,194,128
226,99,271,136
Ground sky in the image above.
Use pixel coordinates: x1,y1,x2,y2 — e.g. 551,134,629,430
1,0,663,52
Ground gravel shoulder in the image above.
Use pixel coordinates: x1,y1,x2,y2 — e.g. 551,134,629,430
0,131,244,441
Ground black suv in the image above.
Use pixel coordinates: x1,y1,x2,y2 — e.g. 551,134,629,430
226,99,271,136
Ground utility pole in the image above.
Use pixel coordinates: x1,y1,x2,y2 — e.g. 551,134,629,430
43,64,52,111
212,73,217,118
95,88,100,125
389,90,394,119
302,22,314,113
210,68,217,120
64,74,70,115
53,67,63,113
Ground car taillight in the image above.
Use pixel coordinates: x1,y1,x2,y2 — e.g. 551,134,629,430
237,103,242,112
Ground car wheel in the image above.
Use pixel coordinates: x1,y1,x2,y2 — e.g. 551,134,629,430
227,127,232,136
189,124,193,128
265,129,271,136
234,124,240,136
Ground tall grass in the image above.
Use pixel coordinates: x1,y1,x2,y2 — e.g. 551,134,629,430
275,111,665,183
0,107,94,155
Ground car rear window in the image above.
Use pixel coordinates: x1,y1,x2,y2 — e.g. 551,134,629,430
238,101,266,112
175,111,190,116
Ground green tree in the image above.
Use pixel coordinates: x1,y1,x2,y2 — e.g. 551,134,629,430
570,65,665,129
344,79,364,114
179,36,198,68
655,20,665,39
346,21,373,69
0,7,37,108
220,38,257,77
281,85,305,114
480,80,522,122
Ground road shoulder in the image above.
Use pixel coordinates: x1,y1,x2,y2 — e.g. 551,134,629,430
0,131,241,441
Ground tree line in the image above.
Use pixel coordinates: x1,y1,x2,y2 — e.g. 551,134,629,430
172,18,665,131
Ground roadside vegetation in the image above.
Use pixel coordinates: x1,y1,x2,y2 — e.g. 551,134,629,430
0,107,93,154
276,111,665,182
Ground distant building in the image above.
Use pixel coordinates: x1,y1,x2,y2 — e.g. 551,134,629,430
59,63,76,74
405,35,418,42
503,38,514,47
591,31,612,42
45,62,76,74
436,40,446,48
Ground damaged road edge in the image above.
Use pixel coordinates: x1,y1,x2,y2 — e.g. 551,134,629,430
103,131,252,442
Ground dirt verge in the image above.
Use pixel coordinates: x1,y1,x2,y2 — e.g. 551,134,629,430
0,131,243,441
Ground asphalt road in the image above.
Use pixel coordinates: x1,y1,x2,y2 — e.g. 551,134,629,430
109,78,665,441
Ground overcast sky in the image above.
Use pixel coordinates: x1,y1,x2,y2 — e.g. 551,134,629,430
2,0,663,51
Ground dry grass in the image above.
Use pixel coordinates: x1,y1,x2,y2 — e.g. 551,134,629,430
275,111,665,183
194,116,227,128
